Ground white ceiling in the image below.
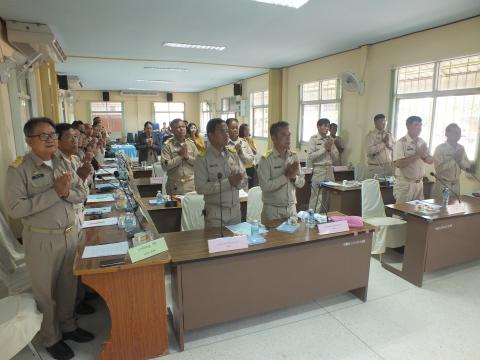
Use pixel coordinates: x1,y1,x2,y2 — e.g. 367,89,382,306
1,0,479,92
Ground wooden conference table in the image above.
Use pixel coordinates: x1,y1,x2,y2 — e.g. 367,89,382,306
165,217,374,350
323,180,433,216
383,195,480,287
74,188,170,359
142,195,248,233
133,177,162,198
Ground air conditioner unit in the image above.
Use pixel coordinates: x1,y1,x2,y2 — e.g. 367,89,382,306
120,90,160,97
5,20,67,64
67,75,83,90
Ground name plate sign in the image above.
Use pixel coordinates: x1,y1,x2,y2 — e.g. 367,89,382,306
318,220,349,235
150,177,163,184
208,235,249,254
128,238,168,263
446,203,465,215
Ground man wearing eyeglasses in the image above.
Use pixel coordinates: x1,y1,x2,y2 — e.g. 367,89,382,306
6,117,94,360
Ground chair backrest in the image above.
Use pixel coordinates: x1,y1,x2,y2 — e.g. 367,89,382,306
361,179,386,219
354,162,369,181
181,192,205,231
247,186,263,222
126,132,134,143
0,212,24,274
152,162,165,178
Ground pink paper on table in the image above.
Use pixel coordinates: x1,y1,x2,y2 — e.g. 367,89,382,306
318,220,349,235
208,235,249,254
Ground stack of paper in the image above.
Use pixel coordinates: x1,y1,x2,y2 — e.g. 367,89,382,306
276,222,300,233
84,206,112,215
82,241,129,259
87,194,115,203
226,222,268,236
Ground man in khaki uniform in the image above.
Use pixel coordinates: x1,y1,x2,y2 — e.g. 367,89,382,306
393,116,434,203
226,118,255,173
194,118,247,228
6,117,94,360
329,123,344,166
161,118,198,194
366,114,395,177
258,121,305,222
432,123,471,200
307,118,339,212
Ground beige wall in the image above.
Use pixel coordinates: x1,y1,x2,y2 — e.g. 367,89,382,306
73,90,199,134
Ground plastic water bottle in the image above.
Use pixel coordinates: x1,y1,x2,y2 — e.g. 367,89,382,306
442,187,450,206
306,209,316,229
156,190,163,203
124,212,136,233
251,220,260,241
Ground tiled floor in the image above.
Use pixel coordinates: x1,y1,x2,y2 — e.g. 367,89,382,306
13,258,480,360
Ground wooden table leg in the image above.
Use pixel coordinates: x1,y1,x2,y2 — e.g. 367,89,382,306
82,265,169,360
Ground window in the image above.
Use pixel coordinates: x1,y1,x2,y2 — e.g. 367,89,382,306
154,102,185,125
220,97,236,120
200,101,211,132
299,79,341,142
393,54,480,159
250,91,269,138
90,102,123,133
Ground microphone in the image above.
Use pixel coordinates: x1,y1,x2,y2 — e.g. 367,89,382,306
217,172,224,237
312,181,331,223
430,172,461,203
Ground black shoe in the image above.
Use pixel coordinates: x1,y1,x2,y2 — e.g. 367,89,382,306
84,291,100,301
63,328,95,343
76,301,96,315
46,340,74,360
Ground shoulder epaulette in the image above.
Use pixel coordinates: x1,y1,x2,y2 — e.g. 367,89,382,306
9,156,24,168
262,150,273,158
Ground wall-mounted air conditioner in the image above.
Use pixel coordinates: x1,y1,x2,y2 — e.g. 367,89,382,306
5,20,66,64
120,90,161,97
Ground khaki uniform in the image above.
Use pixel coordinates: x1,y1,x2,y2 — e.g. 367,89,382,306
161,138,198,195
393,134,429,203
6,151,88,347
258,148,305,223
194,145,247,228
332,136,345,166
432,142,470,200
366,129,395,177
227,138,255,169
307,134,339,212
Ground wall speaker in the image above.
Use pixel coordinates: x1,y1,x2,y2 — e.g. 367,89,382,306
57,75,68,90
166,92,173,102
102,91,110,102
233,83,242,96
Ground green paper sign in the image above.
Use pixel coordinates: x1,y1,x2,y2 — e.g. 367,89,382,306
128,238,168,263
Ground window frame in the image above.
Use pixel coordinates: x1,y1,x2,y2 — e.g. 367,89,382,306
200,101,211,132
250,90,269,139
298,78,342,144
392,54,480,161
89,101,124,135
153,101,185,126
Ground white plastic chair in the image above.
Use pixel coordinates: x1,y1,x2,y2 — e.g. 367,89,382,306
246,186,263,222
361,179,406,255
181,192,205,231
354,162,369,181
0,293,43,359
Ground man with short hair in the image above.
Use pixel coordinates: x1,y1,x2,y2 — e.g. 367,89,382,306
432,123,471,200
194,118,247,228
366,114,395,177
6,117,94,360
307,118,339,212
161,118,197,194
258,121,305,222
226,118,255,177
393,116,434,203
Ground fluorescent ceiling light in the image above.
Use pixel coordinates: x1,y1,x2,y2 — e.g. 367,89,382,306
144,66,188,72
251,0,309,8
136,79,171,83
163,42,225,51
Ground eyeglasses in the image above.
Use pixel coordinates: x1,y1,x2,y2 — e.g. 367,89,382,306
28,132,59,141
